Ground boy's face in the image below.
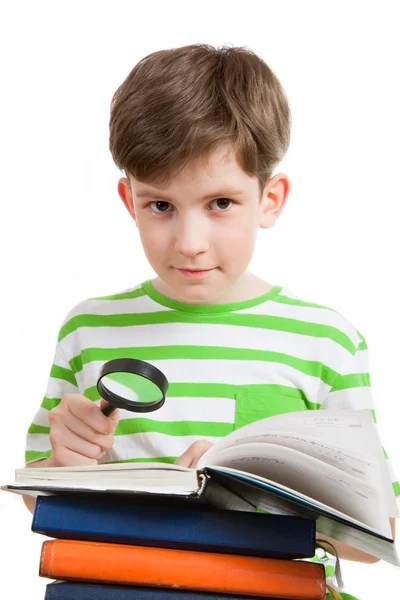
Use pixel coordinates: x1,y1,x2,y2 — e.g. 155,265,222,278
118,144,290,305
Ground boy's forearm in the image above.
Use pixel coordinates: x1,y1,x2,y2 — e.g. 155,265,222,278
316,532,379,563
22,457,55,514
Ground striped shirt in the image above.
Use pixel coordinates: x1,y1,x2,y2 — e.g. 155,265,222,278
26,279,399,599
26,278,399,496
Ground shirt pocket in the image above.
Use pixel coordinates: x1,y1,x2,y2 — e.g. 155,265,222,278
234,388,308,430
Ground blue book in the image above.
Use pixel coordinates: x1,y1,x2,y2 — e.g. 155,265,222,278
45,582,285,600
32,493,316,559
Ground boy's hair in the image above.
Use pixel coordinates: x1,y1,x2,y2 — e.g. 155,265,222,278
109,43,291,198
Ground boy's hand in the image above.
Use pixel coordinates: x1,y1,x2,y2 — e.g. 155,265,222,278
47,394,119,467
174,440,214,468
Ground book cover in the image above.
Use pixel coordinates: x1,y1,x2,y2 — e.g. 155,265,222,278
39,539,326,600
44,581,290,600
32,493,316,559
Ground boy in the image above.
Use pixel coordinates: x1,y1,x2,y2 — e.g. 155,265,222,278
22,43,397,597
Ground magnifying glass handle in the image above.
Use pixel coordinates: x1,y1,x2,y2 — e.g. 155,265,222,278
101,401,117,416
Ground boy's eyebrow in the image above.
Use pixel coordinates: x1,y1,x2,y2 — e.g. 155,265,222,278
135,188,246,202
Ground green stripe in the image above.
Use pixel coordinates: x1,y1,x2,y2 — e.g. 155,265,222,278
25,454,183,467
41,397,62,411
306,554,320,563
70,354,83,373
393,481,400,497
115,418,233,438
50,364,78,387
330,372,370,391
324,565,335,577
327,595,359,600
58,312,357,353
73,346,339,387
357,339,367,351
25,450,51,463
104,456,177,464
28,424,50,434
84,382,319,409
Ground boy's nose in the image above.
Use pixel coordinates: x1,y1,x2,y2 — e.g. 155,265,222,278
174,220,210,257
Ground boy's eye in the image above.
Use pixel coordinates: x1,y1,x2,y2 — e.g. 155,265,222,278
210,198,233,211
150,201,171,213
148,198,233,214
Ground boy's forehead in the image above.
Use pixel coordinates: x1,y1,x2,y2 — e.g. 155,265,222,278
128,148,258,197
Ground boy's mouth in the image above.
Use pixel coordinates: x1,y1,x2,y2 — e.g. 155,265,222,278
176,268,215,279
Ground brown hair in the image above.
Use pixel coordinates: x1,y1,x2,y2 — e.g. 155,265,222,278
109,43,291,198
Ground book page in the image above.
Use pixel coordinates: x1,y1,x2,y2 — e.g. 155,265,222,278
14,462,193,479
205,469,397,563
211,429,376,477
200,409,398,517
6,462,199,496
207,442,389,534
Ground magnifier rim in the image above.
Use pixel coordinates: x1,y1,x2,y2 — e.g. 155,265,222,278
97,358,168,413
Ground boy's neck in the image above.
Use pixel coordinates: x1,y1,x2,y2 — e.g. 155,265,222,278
150,271,274,305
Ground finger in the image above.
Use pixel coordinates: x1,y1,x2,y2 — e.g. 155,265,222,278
54,424,105,460
68,396,115,434
174,449,192,468
188,451,204,468
51,446,98,467
61,411,115,450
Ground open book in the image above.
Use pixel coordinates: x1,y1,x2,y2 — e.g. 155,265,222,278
2,409,399,565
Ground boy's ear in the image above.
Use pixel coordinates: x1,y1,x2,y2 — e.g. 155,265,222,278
259,173,290,229
118,177,137,226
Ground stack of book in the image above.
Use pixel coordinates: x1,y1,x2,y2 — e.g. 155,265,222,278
31,491,326,600
2,409,398,597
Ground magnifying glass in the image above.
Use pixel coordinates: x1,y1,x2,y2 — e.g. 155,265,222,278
97,358,169,416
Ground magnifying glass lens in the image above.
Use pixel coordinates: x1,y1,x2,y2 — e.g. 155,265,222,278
97,358,168,415
101,372,163,404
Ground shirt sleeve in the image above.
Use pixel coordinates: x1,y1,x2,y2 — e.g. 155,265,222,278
25,337,80,464
321,330,400,508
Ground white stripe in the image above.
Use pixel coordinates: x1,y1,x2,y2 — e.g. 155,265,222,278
61,290,171,322
117,396,236,424
26,433,51,453
52,347,74,370
45,379,79,398
60,321,349,374
340,348,369,374
322,386,374,410
102,431,223,462
30,407,50,427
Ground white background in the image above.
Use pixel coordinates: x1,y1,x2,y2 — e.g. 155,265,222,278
1,1,399,597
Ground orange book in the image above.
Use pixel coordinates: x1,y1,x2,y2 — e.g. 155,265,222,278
40,539,325,600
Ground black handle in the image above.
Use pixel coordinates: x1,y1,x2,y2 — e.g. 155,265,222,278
101,401,116,416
